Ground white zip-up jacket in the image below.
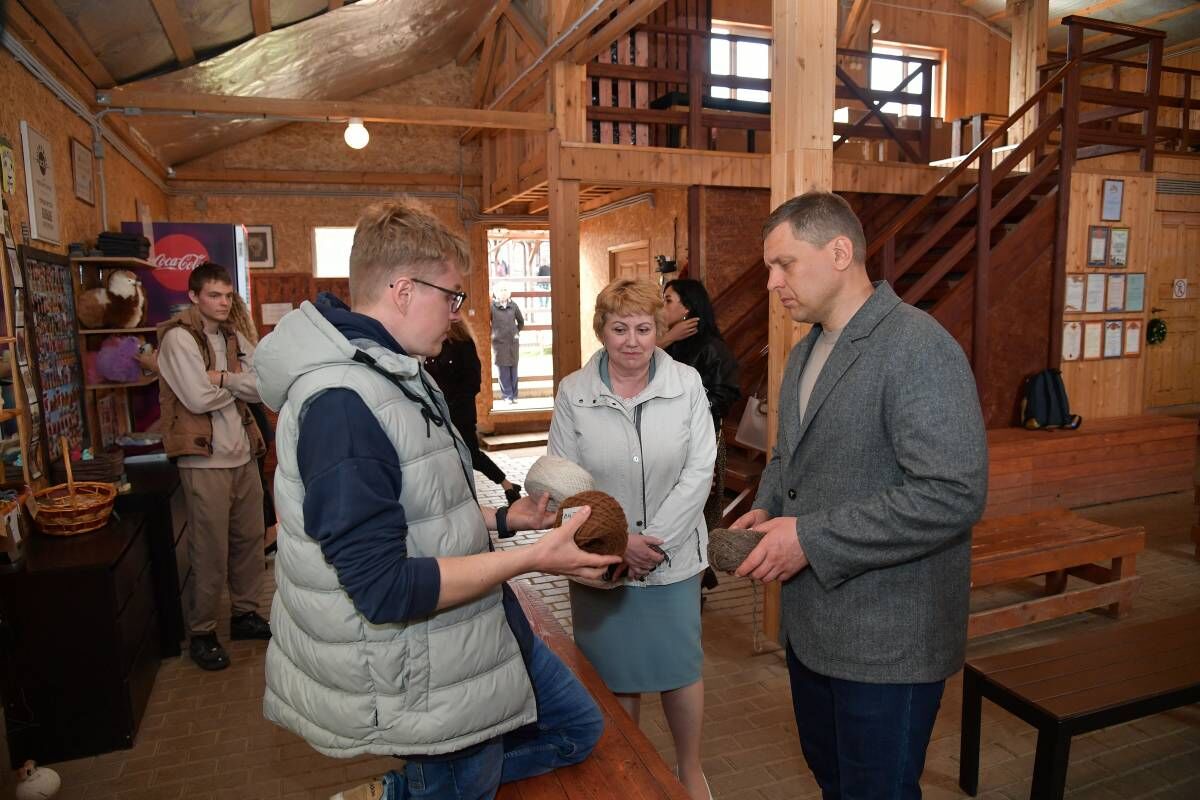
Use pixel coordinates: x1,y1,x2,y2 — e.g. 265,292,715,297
548,348,715,586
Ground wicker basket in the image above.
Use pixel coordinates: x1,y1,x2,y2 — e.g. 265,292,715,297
32,438,118,536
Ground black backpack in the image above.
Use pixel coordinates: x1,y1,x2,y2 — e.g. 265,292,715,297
1021,369,1082,430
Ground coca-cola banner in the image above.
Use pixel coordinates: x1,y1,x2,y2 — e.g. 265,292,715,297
120,221,248,324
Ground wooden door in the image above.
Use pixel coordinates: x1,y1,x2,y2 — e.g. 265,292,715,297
1146,212,1200,408
609,241,651,282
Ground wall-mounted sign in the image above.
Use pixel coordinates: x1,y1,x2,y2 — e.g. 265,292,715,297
19,121,60,244
1173,278,1188,300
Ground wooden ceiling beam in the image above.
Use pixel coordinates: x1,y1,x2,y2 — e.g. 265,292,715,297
17,0,116,87
472,28,499,107
504,2,548,55
251,0,272,37
571,0,669,64
457,0,513,64
839,0,871,49
99,87,554,130
170,167,481,186
148,0,196,66
1050,0,1124,28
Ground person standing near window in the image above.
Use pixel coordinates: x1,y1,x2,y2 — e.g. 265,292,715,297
492,287,524,404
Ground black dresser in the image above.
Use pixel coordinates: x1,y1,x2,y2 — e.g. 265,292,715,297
0,513,159,766
116,457,191,657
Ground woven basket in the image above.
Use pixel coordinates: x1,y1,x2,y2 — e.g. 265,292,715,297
50,447,125,484
32,437,118,536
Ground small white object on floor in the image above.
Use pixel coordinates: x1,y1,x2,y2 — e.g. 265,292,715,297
15,760,61,799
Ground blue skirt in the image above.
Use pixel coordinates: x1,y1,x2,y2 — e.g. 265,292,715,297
569,572,703,694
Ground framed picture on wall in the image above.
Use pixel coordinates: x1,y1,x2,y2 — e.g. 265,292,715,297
1108,227,1129,268
1101,178,1124,221
1082,322,1103,360
1125,273,1145,312
70,137,94,206
1087,225,1109,267
1062,322,1082,361
1105,274,1125,313
1064,274,1085,312
1124,320,1142,357
1084,272,1106,313
1103,320,1124,358
246,225,275,268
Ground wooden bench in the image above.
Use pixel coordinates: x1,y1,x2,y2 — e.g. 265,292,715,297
969,509,1144,638
498,583,688,800
958,611,1200,799
984,415,1197,519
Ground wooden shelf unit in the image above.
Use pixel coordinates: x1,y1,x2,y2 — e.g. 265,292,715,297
70,256,159,451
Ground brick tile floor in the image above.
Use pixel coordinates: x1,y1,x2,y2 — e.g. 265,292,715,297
42,447,1200,799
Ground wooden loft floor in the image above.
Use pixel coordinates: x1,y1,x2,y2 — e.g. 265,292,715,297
486,144,976,215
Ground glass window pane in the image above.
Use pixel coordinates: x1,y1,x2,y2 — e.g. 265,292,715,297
313,227,355,278
710,39,730,75
736,41,769,79
711,85,732,99
737,88,769,103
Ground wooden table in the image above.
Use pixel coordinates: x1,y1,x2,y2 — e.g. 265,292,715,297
959,611,1200,799
499,583,689,799
969,509,1144,638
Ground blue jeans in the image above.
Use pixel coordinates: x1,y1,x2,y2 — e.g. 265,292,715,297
380,636,603,800
786,643,944,800
497,365,518,401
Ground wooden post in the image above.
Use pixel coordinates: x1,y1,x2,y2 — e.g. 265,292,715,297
974,142,992,402
1007,0,1048,151
1049,21,1081,368
548,130,582,389
1141,37,1163,172
762,0,837,644
687,33,704,149
552,62,587,142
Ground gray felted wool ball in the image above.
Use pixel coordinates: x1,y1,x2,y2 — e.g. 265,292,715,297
554,490,628,556
707,528,764,573
524,455,595,511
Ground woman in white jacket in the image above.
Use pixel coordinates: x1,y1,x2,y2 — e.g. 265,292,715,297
548,278,716,800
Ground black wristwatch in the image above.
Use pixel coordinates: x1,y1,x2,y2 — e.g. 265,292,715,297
495,506,515,539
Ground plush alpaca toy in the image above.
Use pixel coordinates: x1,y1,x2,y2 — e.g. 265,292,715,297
75,270,146,329
15,760,61,799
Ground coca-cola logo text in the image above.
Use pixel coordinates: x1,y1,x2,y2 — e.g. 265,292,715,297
152,233,210,291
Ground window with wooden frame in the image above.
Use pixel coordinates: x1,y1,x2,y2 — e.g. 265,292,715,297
709,21,771,103
870,40,946,118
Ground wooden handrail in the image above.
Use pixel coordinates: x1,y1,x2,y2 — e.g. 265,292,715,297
1042,52,1200,78
711,258,766,308
867,58,1076,260
1059,15,1166,40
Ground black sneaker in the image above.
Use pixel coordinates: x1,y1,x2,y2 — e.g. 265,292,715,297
190,633,230,671
230,611,272,641
504,483,522,504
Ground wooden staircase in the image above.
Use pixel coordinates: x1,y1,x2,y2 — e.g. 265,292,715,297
866,15,1165,426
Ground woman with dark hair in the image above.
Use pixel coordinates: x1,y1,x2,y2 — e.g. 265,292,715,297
659,279,740,535
425,318,522,503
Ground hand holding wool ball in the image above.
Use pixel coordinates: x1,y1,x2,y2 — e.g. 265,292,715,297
15,761,61,799
554,490,628,557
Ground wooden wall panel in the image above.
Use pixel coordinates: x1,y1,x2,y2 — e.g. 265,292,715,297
1060,168,1155,419
0,51,168,248
711,0,770,26
860,0,1012,121
578,188,687,354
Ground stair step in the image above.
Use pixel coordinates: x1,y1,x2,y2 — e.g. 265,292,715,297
480,431,549,451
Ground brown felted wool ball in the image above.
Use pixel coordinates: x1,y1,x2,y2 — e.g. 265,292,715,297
554,490,628,556
707,528,764,573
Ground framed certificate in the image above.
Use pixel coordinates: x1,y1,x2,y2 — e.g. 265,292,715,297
1087,225,1109,266
1101,178,1124,221
1105,274,1125,312
1085,273,1106,313
1103,320,1124,358
1062,322,1082,361
1124,320,1142,356
1065,274,1086,312
1083,322,1103,359
1108,227,1129,267
1124,273,1145,312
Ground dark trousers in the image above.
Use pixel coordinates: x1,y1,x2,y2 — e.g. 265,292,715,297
498,365,519,400
786,642,944,800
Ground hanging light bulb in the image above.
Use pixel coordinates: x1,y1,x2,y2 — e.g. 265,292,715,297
344,118,369,149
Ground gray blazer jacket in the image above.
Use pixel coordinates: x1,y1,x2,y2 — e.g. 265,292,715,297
753,282,987,683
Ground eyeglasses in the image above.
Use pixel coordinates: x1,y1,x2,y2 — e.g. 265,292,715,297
407,278,467,312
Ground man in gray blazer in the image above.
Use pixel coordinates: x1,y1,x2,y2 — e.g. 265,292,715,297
732,191,988,799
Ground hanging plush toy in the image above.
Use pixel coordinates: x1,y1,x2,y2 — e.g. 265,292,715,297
15,760,61,799
76,269,146,329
